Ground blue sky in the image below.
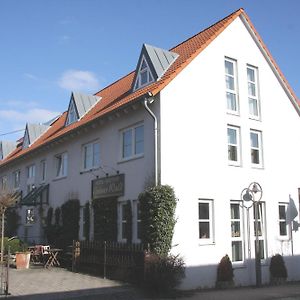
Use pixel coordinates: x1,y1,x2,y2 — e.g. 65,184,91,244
0,0,299,140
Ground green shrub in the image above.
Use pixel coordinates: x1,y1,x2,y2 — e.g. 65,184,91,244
3,237,27,254
270,254,287,279
144,254,185,292
217,254,234,282
139,185,177,256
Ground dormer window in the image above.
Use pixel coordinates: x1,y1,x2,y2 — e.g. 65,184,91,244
134,56,154,90
66,99,78,126
22,123,49,149
65,92,101,127
132,44,179,92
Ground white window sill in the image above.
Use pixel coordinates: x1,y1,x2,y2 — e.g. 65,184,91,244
251,164,264,170
198,240,215,246
249,116,261,121
277,236,290,241
228,162,241,167
232,262,246,269
118,154,144,164
227,111,240,117
53,176,67,182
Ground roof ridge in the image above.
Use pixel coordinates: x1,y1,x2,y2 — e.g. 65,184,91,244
169,8,243,52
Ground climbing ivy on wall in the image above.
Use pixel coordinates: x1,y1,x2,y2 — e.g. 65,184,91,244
5,208,20,237
83,202,90,240
93,197,117,241
61,199,80,247
139,185,177,256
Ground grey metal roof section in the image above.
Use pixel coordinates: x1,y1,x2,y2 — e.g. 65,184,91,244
143,44,179,79
25,123,50,147
43,114,62,126
72,92,101,119
0,140,16,159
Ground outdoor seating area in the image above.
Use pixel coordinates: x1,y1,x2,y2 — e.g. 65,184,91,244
28,245,63,268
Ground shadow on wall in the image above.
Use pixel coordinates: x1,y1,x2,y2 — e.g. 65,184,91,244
180,255,300,290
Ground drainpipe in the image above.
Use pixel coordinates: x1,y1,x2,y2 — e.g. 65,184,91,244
143,93,158,186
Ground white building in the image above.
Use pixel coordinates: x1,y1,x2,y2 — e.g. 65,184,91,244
1,8,300,288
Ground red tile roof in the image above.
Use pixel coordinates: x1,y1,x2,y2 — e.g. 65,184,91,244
0,8,298,168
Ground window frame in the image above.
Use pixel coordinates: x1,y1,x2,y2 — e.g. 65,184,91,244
230,201,244,263
66,99,78,126
198,199,214,244
278,203,289,239
13,170,21,189
27,164,36,179
1,176,8,191
40,160,46,183
225,57,239,115
250,202,267,260
132,200,141,244
134,55,154,91
120,124,144,161
227,125,241,166
247,65,261,120
250,130,263,168
118,202,129,243
55,152,68,178
82,140,101,171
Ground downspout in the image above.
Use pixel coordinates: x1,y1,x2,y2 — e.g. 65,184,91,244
143,93,158,186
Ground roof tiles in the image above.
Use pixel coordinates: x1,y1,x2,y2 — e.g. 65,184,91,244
0,8,298,168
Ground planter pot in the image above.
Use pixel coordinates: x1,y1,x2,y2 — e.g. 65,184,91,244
16,252,31,269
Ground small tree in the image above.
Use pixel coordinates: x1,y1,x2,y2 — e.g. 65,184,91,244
270,254,287,281
0,189,19,262
216,254,234,287
139,185,177,256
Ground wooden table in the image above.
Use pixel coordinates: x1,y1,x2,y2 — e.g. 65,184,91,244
44,249,62,268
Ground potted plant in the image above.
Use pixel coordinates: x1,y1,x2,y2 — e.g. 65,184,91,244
269,254,287,285
216,254,234,288
15,251,31,269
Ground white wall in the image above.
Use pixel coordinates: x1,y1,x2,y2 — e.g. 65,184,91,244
160,16,300,289
0,103,156,243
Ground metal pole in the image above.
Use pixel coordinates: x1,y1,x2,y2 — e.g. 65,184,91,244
254,202,262,287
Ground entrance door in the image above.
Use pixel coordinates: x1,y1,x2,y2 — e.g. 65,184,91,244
93,197,117,241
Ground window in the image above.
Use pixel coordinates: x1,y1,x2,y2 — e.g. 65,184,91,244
279,203,288,237
227,126,241,165
83,141,100,170
198,199,214,243
132,200,141,243
225,58,238,113
250,130,263,167
119,202,130,242
55,152,68,178
230,202,244,262
247,66,260,119
252,203,266,259
13,170,21,189
27,164,35,179
121,124,144,160
25,208,35,225
66,99,78,126
1,176,8,191
134,56,154,90
40,160,46,182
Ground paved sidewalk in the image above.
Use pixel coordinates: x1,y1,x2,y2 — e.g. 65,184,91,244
5,267,141,299
4,267,300,299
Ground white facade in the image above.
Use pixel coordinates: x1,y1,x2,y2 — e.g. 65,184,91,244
1,12,300,289
160,17,300,288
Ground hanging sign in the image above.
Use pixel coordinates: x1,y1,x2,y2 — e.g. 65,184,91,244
92,174,125,199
